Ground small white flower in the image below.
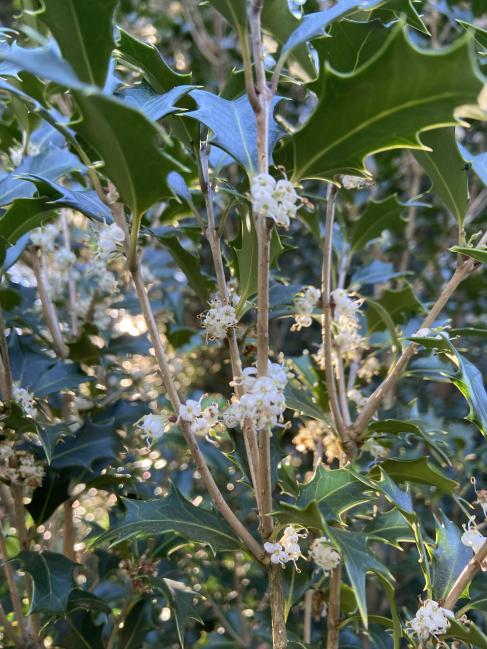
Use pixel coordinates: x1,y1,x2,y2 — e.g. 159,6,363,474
415,328,430,338
264,542,289,565
462,518,487,553
309,537,341,576
178,399,202,423
12,381,37,418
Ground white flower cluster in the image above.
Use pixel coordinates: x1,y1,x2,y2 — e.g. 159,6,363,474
461,518,487,553
12,381,37,418
139,412,172,444
406,599,453,645
30,224,59,254
347,388,367,411
225,359,291,432
264,526,307,569
4,453,45,488
53,247,76,268
9,141,39,167
178,400,220,439
251,173,300,228
200,295,239,340
95,222,125,265
308,537,341,576
357,356,380,381
97,267,119,295
361,436,388,462
71,396,93,420
0,439,14,460
292,287,320,331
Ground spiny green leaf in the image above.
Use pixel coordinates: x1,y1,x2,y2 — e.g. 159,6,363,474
351,195,406,252
458,19,487,50
31,361,92,398
186,91,285,177
96,483,241,554
15,550,78,616
283,382,326,421
36,422,75,464
116,81,194,122
371,0,429,34
365,286,425,335
367,457,458,494
272,499,325,530
313,19,390,74
72,90,187,217
50,415,122,471
363,508,415,549
66,326,102,365
23,174,112,222
447,345,487,437
53,610,104,649
67,589,111,615
376,573,402,649
119,600,147,649
150,577,202,647
205,0,247,31
413,127,469,225
432,511,471,600
26,467,71,527
440,618,487,649
0,144,85,207
279,29,483,183
40,0,118,87
0,196,56,243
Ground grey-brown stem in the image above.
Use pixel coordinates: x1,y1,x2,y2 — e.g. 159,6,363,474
62,500,76,561
0,524,27,639
61,210,79,338
444,539,487,611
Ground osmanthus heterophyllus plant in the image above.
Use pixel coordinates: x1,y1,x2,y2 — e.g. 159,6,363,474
2,0,487,648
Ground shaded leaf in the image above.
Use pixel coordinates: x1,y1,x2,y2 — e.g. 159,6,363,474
0,196,56,243
116,81,194,121
350,260,410,288
351,195,406,252
365,286,425,335
40,0,118,87
96,483,241,554
119,599,147,649
283,382,326,421
367,457,458,494
31,361,91,397
37,422,75,464
50,416,122,471
67,589,111,615
66,326,102,365
150,577,202,647
26,467,71,526
0,287,21,310
15,550,78,616
105,333,152,357
363,508,415,549
432,511,471,600
158,234,209,303
282,560,312,620
53,610,104,649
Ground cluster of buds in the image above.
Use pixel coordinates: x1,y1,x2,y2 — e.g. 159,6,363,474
30,224,59,254
120,557,160,593
94,222,125,265
178,399,221,440
4,452,45,488
250,172,300,228
292,419,340,464
291,287,321,331
357,356,380,381
12,381,37,418
264,526,307,570
199,295,239,341
361,436,388,462
308,537,341,576
224,358,291,432
331,289,366,361
406,599,453,646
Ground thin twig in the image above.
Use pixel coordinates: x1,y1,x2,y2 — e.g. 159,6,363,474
62,500,76,561
108,190,267,565
0,300,13,408
444,539,487,610
106,588,134,649
0,524,27,639
61,210,79,338
303,588,314,643
30,246,69,360
0,602,27,649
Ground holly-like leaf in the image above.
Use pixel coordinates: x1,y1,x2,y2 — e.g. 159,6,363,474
67,589,111,615
116,82,194,122
458,19,487,50
66,325,102,365
205,0,247,31
279,29,483,183
450,245,487,265
432,511,471,600
0,401,37,433
413,127,469,225
36,422,75,464
283,382,327,421
279,0,386,61
26,467,71,526
31,361,91,398
71,89,187,217
350,260,410,288
371,0,429,35
0,144,85,207
96,483,241,554
230,211,258,304
446,345,487,438
8,331,54,388
158,234,209,303
350,195,406,252
326,526,393,626
0,287,21,310
282,560,312,620
39,0,118,87
440,618,487,649
296,463,374,523
367,457,458,494
185,91,285,177
0,196,56,243
313,19,390,74
363,508,415,549
116,29,192,94
367,418,450,464
119,599,147,649
105,333,152,357
15,550,78,616
23,175,112,222
150,577,202,647
53,610,104,649
365,286,425,335
50,416,122,471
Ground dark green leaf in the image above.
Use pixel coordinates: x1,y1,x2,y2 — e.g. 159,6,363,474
67,589,111,615
280,30,483,183
376,574,402,649
432,511,471,600
96,483,241,554
440,618,487,649
40,0,118,87
413,127,469,225
205,0,247,30
282,560,312,620
53,610,104,649
2,233,31,272
447,345,487,438
105,334,152,357
31,361,91,398
371,0,429,34
283,382,326,421
50,416,122,471
367,457,458,494
272,499,325,530
351,195,406,252
186,91,285,177
0,144,84,207
8,332,53,388
15,550,78,616
119,600,147,649
450,245,487,265
363,508,415,549
72,90,187,217
116,82,194,121
350,260,410,288
0,287,21,310
167,170,194,206
66,326,102,365
365,286,425,335
150,577,202,647
230,211,258,304
37,422,75,464
158,234,209,303
26,467,71,526
0,401,38,433
458,19,487,50
0,196,56,243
